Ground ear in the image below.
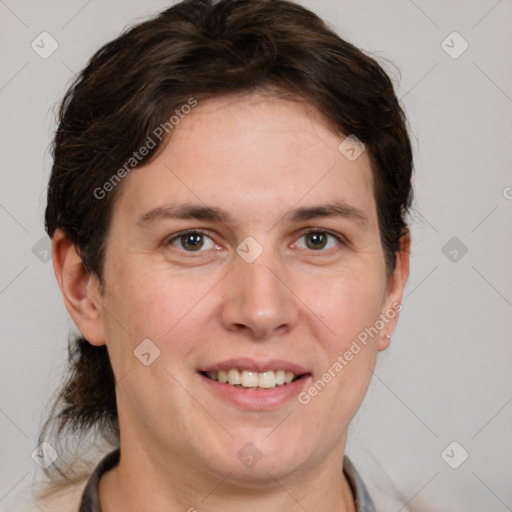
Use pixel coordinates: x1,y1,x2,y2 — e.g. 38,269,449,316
52,228,106,346
377,229,410,351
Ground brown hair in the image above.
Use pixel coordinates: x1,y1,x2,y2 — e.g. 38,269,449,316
40,0,413,490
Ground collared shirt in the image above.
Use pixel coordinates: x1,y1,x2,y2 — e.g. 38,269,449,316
78,448,376,512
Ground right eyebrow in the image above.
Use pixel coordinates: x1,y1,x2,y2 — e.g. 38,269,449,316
136,203,231,227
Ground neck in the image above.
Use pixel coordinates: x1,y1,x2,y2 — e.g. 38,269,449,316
98,442,356,512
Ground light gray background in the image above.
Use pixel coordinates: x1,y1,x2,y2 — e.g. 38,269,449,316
1,1,511,510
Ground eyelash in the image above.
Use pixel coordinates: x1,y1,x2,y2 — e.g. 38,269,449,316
164,228,347,254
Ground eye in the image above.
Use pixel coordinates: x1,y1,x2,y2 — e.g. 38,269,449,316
294,229,344,252
166,230,217,252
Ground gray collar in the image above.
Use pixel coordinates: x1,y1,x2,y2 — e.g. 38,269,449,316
79,448,376,512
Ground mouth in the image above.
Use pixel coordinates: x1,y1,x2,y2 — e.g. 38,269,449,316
199,369,308,390
197,358,312,408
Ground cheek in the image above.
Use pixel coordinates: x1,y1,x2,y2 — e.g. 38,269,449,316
308,267,385,345
299,273,382,424
103,260,221,346
299,266,384,404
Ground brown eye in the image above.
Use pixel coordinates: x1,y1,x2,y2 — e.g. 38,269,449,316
167,230,216,252
304,232,328,250
295,230,343,252
180,233,204,251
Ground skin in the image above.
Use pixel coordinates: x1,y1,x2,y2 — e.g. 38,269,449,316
52,92,410,512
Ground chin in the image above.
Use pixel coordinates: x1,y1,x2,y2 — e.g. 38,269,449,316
205,433,311,484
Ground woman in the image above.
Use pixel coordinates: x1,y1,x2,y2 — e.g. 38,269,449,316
38,0,413,510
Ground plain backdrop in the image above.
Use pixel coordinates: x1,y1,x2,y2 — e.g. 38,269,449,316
1,1,511,510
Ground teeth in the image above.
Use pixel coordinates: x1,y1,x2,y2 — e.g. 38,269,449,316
241,370,259,387
205,369,300,389
227,369,240,385
258,371,277,389
275,370,286,385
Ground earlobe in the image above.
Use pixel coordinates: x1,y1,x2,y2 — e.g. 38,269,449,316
52,229,106,346
377,229,411,352
378,333,391,351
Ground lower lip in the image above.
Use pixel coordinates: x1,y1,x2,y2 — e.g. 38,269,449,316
198,373,311,410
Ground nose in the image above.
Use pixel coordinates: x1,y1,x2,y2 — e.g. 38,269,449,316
219,254,299,340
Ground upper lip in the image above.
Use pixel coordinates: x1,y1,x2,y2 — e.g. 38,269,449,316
199,358,310,375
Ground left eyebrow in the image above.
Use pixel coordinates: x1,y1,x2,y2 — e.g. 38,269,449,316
136,199,369,229
287,200,370,228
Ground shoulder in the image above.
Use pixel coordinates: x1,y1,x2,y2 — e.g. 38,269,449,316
13,480,87,512
15,443,120,512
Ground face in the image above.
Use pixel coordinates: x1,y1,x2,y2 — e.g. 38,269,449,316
80,93,408,484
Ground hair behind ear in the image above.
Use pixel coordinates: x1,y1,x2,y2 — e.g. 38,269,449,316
36,335,119,491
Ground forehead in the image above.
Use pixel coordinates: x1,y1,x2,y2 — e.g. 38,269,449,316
112,93,377,231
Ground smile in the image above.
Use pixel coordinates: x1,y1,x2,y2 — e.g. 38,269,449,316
198,358,312,409
201,369,302,390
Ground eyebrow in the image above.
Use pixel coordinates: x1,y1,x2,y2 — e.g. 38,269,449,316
136,200,369,228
